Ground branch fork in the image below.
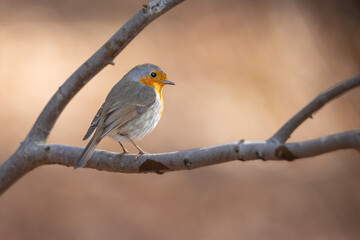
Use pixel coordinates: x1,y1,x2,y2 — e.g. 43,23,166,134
0,0,359,195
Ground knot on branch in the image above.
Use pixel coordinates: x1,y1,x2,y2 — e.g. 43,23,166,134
275,146,297,161
139,159,171,174
143,0,166,15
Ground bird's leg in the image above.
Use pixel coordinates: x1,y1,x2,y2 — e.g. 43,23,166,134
129,139,147,154
118,141,129,154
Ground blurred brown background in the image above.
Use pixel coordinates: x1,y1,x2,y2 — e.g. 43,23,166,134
1,0,360,239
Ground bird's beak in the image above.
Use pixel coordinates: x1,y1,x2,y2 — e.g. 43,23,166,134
164,80,175,85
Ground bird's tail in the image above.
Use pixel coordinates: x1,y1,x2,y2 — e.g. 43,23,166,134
74,136,100,169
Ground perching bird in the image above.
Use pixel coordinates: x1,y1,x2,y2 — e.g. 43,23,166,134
74,63,175,169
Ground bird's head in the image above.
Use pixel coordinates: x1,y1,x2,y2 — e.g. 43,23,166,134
128,64,175,92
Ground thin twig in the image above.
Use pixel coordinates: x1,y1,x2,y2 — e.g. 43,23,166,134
269,75,360,143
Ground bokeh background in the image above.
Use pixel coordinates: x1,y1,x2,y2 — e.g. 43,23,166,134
1,0,360,239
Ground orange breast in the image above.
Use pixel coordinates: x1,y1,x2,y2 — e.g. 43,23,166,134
140,75,165,115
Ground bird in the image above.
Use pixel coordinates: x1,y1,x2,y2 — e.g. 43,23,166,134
74,63,175,169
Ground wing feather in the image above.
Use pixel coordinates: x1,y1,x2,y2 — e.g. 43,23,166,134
100,84,156,138
83,104,103,140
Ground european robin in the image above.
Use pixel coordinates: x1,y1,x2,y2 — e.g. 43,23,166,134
74,63,175,169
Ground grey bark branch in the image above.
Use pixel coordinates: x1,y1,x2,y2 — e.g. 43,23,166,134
269,75,360,143
0,0,359,196
27,0,184,142
22,130,360,172
0,0,184,195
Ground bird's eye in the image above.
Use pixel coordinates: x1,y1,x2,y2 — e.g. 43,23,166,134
150,72,157,78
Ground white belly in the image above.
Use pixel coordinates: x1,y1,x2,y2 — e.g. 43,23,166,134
109,93,163,142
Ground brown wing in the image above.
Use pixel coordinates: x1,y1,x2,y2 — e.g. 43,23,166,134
100,82,156,139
